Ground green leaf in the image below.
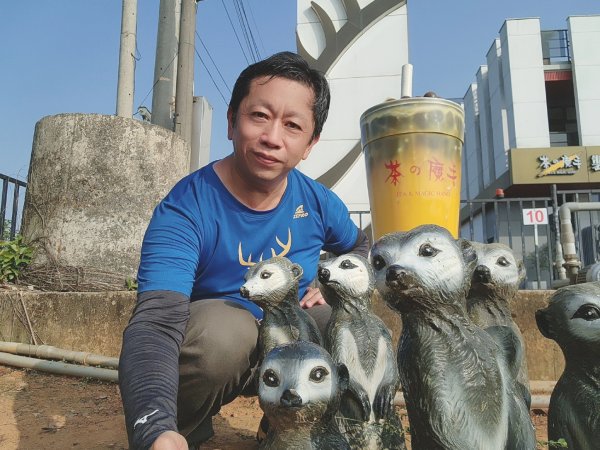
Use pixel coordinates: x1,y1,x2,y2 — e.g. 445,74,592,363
0,235,33,283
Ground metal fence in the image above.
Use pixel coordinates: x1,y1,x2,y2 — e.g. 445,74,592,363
0,173,27,240
460,189,600,289
350,188,600,290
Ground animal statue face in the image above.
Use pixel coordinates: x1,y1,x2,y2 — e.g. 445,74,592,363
536,282,600,357
370,224,476,313
317,254,374,308
239,256,303,307
468,241,525,299
258,342,349,427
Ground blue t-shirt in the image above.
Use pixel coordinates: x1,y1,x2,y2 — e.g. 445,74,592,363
137,161,358,318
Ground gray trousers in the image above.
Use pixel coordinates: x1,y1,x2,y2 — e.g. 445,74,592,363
177,299,331,443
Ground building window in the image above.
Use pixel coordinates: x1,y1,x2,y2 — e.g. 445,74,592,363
545,76,579,147
541,30,570,64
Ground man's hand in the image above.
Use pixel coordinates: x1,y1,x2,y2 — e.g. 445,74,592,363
300,286,326,309
150,431,188,450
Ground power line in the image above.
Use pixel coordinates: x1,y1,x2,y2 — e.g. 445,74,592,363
195,31,232,96
244,0,266,56
231,0,258,62
237,0,261,60
194,46,229,106
135,50,179,111
219,0,250,65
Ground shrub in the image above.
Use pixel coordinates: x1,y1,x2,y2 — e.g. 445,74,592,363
0,235,33,283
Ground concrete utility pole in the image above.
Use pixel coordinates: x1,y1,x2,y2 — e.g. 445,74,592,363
116,0,138,118
151,0,181,130
174,0,197,143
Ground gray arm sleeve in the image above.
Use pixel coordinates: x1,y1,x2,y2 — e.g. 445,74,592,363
348,227,370,258
119,290,190,450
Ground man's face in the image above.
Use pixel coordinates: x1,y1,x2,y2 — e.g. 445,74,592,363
227,76,319,186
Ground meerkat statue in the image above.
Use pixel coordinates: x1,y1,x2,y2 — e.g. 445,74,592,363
258,341,351,450
466,241,531,406
318,253,406,450
370,224,536,450
240,256,323,362
536,282,600,450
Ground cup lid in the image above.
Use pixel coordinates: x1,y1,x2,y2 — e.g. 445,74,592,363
360,97,465,147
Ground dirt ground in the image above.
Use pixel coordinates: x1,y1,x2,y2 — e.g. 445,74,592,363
0,365,552,450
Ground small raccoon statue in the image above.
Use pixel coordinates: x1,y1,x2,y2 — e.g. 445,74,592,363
536,282,600,450
318,253,406,450
466,241,530,406
370,225,536,450
240,256,323,362
258,341,351,450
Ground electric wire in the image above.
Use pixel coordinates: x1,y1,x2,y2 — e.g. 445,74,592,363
232,0,258,62
135,50,179,114
237,0,261,60
194,46,229,106
245,0,266,56
219,0,250,65
196,31,232,96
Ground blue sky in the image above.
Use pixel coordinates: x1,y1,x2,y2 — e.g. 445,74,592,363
1,0,599,182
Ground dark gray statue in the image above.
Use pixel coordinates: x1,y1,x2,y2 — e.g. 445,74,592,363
258,341,351,450
239,256,323,362
466,241,531,407
318,253,406,450
536,282,600,450
370,224,536,450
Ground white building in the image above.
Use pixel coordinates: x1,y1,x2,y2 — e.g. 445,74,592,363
460,15,600,287
462,15,600,203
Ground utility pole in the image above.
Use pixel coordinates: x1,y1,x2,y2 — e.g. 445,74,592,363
116,0,138,118
174,0,197,143
151,0,181,130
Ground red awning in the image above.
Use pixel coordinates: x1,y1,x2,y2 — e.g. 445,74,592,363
545,71,572,81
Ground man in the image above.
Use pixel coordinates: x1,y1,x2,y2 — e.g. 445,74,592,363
119,51,369,450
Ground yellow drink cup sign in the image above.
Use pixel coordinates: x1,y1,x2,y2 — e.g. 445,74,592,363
360,98,464,239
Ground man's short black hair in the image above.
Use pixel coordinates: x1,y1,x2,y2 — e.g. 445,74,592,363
229,51,330,142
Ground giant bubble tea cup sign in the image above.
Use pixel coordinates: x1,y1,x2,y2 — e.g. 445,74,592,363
360,97,465,239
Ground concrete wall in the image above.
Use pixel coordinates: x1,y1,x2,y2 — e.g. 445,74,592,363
500,18,550,150
0,291,135,357
1,289,563,380
569,15,600,146
486,38,511,181
476,65,496,186
464,84,483,197
20,114,190,279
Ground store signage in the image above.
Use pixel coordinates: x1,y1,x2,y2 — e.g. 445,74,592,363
510,146,600,184
591,154,600,172
537,154,581,177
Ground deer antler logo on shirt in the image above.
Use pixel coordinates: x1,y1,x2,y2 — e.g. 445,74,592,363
238,228,292,267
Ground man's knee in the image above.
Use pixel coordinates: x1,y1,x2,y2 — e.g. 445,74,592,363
180,300,259,380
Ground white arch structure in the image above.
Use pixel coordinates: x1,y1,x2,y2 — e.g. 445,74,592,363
296,0,409,222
